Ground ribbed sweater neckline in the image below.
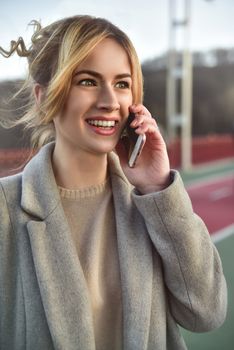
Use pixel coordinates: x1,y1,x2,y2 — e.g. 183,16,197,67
58,178,110,199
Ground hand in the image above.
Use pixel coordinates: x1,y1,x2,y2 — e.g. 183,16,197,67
116,104,171,194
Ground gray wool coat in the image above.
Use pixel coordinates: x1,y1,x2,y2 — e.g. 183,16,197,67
0,142,227,350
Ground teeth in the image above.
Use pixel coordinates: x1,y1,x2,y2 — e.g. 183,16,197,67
87,120,116,127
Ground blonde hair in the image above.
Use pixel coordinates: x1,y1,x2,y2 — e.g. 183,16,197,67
0,15,143,149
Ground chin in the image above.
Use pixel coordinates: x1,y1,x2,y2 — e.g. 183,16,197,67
91,141,117,155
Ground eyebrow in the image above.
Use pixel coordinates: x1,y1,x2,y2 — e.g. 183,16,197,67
74,69,132,80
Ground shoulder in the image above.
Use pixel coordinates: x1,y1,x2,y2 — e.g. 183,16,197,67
0,174,23,241
0,173,22,228
0,172,22,201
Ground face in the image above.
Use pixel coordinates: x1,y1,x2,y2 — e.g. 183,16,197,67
53,38,133,157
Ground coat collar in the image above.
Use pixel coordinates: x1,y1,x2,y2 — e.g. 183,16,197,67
21,143,153,350
21,142,61,219
21,143,129,219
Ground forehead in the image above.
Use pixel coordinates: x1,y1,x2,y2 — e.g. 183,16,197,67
76,38,132,75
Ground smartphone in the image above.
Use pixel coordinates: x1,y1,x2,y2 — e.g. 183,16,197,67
122,112,146,168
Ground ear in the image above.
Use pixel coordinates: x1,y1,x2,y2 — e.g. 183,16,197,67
33,83,45,105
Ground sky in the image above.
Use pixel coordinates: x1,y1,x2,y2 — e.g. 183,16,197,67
0,0,234,81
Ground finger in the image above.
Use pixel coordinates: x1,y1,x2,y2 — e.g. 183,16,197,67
131,114,152,127
130,114,145,127
136,124,158,135
129,104,151,117
135,117,158,134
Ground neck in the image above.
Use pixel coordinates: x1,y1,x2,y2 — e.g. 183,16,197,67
52,143,108,189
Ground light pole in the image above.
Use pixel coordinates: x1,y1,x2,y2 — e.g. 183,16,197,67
181,0,193,170
166,0,216,170
166,0,193,171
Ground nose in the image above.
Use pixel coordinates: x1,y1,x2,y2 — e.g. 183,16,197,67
96,84,120,112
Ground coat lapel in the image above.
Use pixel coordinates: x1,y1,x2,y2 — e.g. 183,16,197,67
27,211,95,350
21,143,95,350
109,153,153,350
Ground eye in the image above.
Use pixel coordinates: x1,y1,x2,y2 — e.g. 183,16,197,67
78,79,97,87
115,81,130,89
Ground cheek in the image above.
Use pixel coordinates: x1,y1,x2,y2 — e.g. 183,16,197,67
119,91,133,107
63,98,83,120
65,91,96,117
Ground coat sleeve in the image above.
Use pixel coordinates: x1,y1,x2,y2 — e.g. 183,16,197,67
132,170,227,332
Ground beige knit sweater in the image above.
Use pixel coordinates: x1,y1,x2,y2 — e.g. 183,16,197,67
59,179,122,350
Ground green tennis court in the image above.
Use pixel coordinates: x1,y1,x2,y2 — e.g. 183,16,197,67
179,160,234,349
182,230,234,349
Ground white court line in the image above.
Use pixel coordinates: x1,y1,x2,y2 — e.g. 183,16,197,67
186,172,234,191
209,187,233,201
211,224,234,244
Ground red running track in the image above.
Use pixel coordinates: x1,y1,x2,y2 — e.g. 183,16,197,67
186,175,234,234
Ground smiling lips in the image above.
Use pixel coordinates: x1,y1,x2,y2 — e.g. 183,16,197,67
87,119,117,129
85,118,120,136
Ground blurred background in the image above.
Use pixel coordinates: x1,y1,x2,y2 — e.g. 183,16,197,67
0,0,234,348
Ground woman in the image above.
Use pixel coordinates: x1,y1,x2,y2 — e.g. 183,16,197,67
0,15,227,350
